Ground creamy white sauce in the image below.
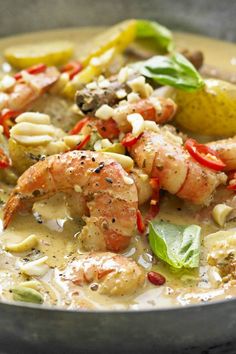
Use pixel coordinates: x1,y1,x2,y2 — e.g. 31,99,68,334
0,28,235,310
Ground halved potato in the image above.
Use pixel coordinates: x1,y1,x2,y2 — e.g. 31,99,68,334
4,41,74,69
173,79,236,137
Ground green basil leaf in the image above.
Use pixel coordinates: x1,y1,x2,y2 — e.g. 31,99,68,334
149,220,201,269
137,53,205,92
136,20,174,53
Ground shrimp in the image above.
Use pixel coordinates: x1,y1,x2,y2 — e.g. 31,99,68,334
129,129,227,205
62,252,145,296
3,150,138,252
111,97,177,133
0,67,59,113
207,136,236,171
76,97,177,140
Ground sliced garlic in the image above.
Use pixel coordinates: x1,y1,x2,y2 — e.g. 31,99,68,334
116,89,127,99
5,234,38,253
63,135,82,149
95,104,114,120
212,204,233,227
208,266,222,288
103,152,134,172
127,113,144,137
0,75,16,91
98,79,110,89
144,120,160,133
90,48,115,68
19,280,41,290
15,112,51,125
74,184,82,193
128,76,152,98
127,92,140,103
20,256,49,277
123,176,134,185
101,139,112,148
117,67,134,84
86,81,98,90
94,139,103,151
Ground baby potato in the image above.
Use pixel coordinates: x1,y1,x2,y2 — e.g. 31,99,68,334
173,79,236,137
8,138,67,174
4,41,74,69
8,138,46,174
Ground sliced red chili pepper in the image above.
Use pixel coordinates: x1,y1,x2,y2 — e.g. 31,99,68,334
226,171,236,190
14,63,47,81
69,117,90,135
227,170,236,181
227,183,236,191
147,271,166,286
0,109,21,138
136,209,145,234
0,148,11,169
121,132,143,148
75,134,91,150
185,138,226,171
61,61,83,80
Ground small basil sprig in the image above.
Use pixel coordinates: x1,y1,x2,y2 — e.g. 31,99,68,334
136,20,174,53
149,220,201,269
135,53,204,92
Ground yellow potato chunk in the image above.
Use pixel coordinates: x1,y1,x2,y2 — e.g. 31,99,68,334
173,79,236,137
4,41,74,69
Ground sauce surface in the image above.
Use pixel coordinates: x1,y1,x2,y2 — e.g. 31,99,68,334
0,27,235,310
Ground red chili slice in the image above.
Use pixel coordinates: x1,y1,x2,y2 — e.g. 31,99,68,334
121,132,143,148
75,134,91,150
69,117,90,135
147,271,166,286
185,138,226,171
0,109,21,138
227,183,236,191
0,148,11,169
14,63,47,81
61,61,83,80
136,210,145,234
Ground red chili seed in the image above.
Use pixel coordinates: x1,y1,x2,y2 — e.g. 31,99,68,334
147,271,166,286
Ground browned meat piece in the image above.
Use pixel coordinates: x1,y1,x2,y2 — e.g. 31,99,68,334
75,80,131,115
181,49,204,70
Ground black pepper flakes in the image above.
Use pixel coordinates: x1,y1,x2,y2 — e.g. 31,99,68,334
105,177,113,184
94,162,105,173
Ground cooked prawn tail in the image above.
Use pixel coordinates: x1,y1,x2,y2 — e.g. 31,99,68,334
3,193,25,229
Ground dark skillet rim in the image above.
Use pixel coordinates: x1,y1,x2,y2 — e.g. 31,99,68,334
0,295,236,314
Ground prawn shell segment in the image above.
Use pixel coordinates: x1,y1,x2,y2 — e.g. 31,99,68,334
63,252,145,296
3,151,138,252
129,130,227,205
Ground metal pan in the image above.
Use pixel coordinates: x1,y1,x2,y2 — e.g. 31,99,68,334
0,298,235,354
0,1,236,353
